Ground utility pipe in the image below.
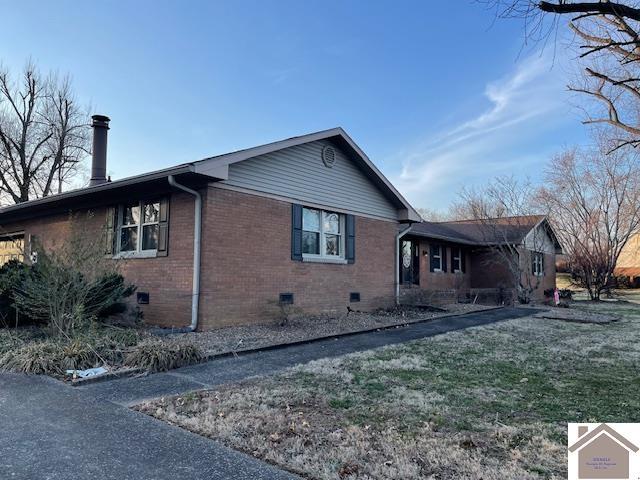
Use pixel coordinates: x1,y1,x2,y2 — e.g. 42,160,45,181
395,224,413,305
168,175,202,332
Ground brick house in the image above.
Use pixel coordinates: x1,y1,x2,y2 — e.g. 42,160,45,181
615,232,640,287
0,116,420,330
398,216,562,304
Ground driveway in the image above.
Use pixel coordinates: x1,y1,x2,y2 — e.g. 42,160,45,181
0,373,296,480
0,307,534,480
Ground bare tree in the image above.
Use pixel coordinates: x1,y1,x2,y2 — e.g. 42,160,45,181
537,139,640,299
459,177,549,304
415,207,450,222
483,1,640,150
0,61,89,204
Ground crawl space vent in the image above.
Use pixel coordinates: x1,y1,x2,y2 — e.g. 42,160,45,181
321,145,336,168
279,293,294,305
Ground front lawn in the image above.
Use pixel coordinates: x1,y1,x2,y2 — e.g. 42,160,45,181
138,300,640,480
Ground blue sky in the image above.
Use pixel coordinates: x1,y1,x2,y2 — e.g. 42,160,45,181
0,0,588,211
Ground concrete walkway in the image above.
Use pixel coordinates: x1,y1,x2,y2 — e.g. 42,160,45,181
0,307,533,480
80,307,534,406
0,373,296,480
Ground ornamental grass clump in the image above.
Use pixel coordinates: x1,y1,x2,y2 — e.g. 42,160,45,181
0,341,64,375
124,340,204,372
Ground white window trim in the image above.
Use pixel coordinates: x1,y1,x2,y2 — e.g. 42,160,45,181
432,245,442,272
116,200,160,257
452,248,462,273
302,208,346,261
303,256,348,265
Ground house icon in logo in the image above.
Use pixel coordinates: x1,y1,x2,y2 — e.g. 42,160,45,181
569,424,639,479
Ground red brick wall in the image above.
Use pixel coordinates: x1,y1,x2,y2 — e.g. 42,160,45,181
417,240,471,291
0,192,195,327
470,248,556,301
1,187,399,329
198,187,398,329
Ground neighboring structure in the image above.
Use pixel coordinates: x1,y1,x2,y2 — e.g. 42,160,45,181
398,216,562,304
0,116,420,330
615,233,640,287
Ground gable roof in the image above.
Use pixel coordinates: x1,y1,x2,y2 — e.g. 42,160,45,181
410,215,563,251
568,424,639,453
194,127,420,221
0,128,421,223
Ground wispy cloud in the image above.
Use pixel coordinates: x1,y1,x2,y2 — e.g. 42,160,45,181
390,51,574,210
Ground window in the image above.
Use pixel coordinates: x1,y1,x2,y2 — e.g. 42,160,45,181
532,252,544,276
118,200,160,253
452,247,463,272
0,235,24,266
302,207,344,259
431,245,442,271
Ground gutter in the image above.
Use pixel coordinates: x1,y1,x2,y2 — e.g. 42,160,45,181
395,224,413,305
167,175,202,332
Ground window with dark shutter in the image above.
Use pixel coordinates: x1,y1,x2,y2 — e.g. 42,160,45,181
430,244,443,272
295,205,349,263
452,247,466,273
108,197,169,257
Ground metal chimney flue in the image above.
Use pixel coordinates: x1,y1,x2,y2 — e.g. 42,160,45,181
90,114,110,186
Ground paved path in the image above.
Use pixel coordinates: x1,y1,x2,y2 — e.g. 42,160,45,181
0,373,295,480
80,307,534,405
0,307,533,480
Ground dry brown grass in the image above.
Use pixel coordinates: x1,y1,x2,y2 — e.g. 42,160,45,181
136,301,640,479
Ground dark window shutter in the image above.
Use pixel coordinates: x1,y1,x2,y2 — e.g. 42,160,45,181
157,197,170,257
531,254,536,275
291,204,303,261
461,249,466,273
429,244,435,272
104,207,116,255
345,214,355,264
442,246,447,272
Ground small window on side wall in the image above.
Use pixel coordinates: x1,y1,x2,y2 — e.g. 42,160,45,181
106,198,169,257
431,245,442,272
119,200,160,253
452,247,464,273
302,207,344,259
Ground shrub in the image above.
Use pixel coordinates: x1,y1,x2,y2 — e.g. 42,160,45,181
0,260,33,327
0,329,27,356
124,340,204,372
13,231,135,334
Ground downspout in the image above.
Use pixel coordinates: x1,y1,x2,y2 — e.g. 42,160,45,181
168,175,201,332
395,224,413,305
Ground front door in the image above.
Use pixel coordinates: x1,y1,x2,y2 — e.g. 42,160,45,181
400,239,420,285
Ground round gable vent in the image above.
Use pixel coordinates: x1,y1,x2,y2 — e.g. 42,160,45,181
322,145,336,168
